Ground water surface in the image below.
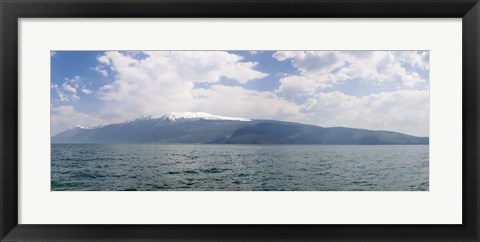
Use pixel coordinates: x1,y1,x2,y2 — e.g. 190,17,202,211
51,144,429,191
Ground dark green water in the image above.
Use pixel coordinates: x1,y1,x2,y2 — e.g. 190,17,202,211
51,144,429,191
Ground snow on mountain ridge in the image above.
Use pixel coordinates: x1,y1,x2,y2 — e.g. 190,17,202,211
120,112,250,124
164,112,251,122
72,124,105,129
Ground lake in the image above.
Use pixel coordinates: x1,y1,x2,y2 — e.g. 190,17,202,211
51,144,429,191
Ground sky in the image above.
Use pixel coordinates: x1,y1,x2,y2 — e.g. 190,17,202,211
51,50,429,137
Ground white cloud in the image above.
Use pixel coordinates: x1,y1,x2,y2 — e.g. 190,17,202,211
81,89,93,94
140,51,268,83
97,55,110,65
51,79,80,102
275,74,331,97
96,51,270,121
65,75,82,84
396,51,430,70
191,85,304,122
273,51,346,74
301,90,429,136
273,51,429,96
51,106,106,136
62,83,77,93
271,51,299,61
55,89,69,102
50,51,57,57
93,66,108,77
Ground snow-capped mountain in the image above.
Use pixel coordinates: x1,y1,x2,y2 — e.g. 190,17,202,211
52,112,429,145
120,112,250,125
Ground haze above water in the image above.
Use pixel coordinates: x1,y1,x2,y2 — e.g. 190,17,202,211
51,144,429,191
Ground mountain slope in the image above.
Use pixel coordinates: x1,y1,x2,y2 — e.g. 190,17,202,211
51,113,429,145
221,122,428,144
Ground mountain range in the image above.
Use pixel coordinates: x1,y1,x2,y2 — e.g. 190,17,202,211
51,112,429,145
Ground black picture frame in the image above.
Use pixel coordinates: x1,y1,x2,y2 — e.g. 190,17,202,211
1,0,479,241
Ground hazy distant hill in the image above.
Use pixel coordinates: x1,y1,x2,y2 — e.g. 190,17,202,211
51,112,429,145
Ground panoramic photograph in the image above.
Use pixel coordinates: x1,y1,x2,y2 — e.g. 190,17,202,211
51,50,429,191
